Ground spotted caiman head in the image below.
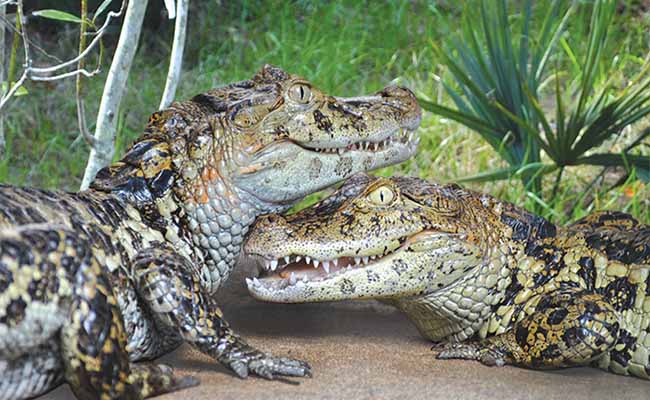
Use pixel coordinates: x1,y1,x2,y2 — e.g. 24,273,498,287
243,173,541,302
217,65,422,204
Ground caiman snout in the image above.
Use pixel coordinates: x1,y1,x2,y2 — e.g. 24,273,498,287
379,85,421,130
377,85,422,130
379,85,417,102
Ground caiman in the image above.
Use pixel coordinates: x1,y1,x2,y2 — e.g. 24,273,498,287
0,66,422,399
244,173,650,379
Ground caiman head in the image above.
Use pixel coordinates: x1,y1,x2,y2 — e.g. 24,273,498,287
92,65,421,293
243,173,539,302
168,64,421,205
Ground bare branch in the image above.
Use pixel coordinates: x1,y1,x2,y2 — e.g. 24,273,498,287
30,68,101,81
0,0,126,112
163,0,176,19
159,0,189,110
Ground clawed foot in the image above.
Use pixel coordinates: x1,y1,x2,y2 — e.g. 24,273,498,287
226,349,312,380
433,341,507,367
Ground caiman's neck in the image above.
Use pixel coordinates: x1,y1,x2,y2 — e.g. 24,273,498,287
180,168,288,294
395,240,520,343
396,225,574,343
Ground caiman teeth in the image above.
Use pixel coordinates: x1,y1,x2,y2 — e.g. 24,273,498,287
255,243,405,289
309,128,418,155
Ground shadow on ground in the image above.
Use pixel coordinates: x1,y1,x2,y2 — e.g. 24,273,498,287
43,261,649,400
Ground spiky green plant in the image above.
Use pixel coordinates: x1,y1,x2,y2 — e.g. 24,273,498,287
420,0,650,209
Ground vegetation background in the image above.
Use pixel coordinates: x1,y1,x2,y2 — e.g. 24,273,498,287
2,0,649,224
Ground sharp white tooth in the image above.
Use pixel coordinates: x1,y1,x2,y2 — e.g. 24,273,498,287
362,256,369,264
306,256,311,265
364,142,369,150
253,277,260,285
296,280,306,288
332,259,338,267
295,256,301,263
270,259,278,271
245,278,253,286
313,259,320,268
284,256,290,265
354,257,361,265
264,260,271,270
370,255,376,260
290,272,297,285
373,143,379,151
322,260,330,274
338,148,344,155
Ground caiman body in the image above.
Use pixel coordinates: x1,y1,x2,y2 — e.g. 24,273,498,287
0,66,421,399
244,173,650,379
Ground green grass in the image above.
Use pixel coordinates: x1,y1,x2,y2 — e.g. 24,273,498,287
1,0,648,224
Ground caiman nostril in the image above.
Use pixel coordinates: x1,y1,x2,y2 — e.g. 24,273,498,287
377,84,415,99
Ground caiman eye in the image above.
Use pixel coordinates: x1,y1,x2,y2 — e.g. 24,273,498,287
367,186,396,206
288,83,312,104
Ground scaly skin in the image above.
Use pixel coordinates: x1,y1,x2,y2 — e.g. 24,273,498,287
0,66,421,399
244,173,650,379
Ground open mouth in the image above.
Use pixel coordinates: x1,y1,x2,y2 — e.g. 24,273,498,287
246,237,409,291
302,127,419,155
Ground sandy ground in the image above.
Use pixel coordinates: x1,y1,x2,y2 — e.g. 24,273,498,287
41,262,648,400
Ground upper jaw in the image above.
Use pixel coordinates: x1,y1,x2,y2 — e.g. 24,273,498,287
299,126,419,155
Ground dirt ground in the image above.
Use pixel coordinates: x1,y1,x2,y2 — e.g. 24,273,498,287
42,261,649,400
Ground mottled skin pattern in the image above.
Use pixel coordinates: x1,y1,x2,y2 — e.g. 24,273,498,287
244,173,650,379
0,66,421,399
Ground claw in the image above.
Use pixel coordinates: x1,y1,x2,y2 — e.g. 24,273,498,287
230,360,249,379
225,349,312,380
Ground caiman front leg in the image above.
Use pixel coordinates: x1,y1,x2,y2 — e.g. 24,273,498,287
132,247,312,379
435,290,620,370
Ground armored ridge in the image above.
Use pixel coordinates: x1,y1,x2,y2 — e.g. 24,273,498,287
0,66,421,399
244,173,650,379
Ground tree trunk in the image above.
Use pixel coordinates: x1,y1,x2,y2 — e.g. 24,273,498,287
80,0,148,190
159,0,189,110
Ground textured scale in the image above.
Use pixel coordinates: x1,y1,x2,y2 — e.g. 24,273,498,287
244,173,650,380
0,66,422,399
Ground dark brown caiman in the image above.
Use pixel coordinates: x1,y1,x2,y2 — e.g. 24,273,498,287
244,173,650,379
0,66,421,399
